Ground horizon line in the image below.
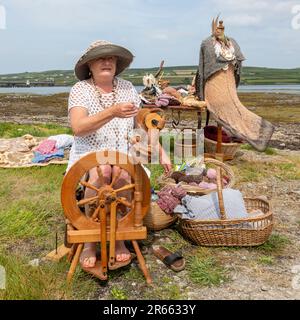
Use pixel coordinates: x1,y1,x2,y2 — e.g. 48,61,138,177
1,65,300,76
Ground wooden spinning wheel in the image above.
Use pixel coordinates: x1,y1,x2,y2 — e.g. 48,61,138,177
61,150,152,284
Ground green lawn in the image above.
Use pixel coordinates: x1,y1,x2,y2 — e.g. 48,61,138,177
0,122,72,138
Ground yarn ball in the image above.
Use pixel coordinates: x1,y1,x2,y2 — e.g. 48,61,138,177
206,168,217,180
188,182,199,186
178,175,203,184
198,181,210,189
223,176,229,186
206,182,217,189
198,181,217,190
155,98,169,107
170,171,185,183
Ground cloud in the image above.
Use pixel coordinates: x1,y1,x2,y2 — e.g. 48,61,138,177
226,14,262,27
0,0,299,73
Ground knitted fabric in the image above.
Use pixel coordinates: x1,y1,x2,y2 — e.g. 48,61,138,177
195,35,274,151
157,185,187,214
195,36,245,101
204,64,274,151
157,195,180,215
35,139,57,155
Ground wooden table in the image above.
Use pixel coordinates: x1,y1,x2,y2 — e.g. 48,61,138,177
142,104,225,161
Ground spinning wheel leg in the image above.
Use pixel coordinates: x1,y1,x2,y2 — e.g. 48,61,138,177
109,197,117,268
99,201,108,277
67,244,78,263
67,243,83,283
132,240,152,285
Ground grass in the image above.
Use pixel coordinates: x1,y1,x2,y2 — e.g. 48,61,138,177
234,160,300,183
256,234,291,254
143,278,183,300
145,164,165,190
0,166,66,248
0,201,52,242
159,228,191,253
187,255,229,287
0,122,72,138
257,255,275,265
240,144,277,155
110,286,128,300
0,251,98,300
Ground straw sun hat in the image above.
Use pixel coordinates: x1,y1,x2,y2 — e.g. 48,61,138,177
74,40,134,80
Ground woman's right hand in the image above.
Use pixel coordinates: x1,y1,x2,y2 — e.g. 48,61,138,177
111,102,138,118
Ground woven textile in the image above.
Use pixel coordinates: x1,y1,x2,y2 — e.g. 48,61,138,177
195,36,245,101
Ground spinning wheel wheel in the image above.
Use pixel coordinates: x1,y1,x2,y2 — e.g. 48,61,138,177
61,150,152,283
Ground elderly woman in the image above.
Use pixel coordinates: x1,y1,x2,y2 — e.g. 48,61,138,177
67,40,171,270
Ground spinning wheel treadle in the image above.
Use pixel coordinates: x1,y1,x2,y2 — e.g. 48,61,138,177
61,151,152,284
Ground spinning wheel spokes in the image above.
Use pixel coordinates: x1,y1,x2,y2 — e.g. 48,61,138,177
79,180,99,192
96,165,105,185
114,183,135,193
77,195,98,207
91,205,101,221
110,167,122,188
118,197,132,208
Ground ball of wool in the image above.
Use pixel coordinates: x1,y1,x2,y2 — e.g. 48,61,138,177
223,176,229,186
207,182,217,189
155,98,169,107
157,194,180,214
178,175,203,184
198,181,211,189
188,182,199,186
170,171,185,183
198,181,217,190
206,168,217,180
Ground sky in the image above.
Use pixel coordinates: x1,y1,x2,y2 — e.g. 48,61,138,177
0,0,299,74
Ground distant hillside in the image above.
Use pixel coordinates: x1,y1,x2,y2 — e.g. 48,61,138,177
0,66,299,86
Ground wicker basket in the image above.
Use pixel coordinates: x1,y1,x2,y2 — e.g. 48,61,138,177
158,158,235,195
204,137,241,160
177,168,273,246
144,202,177,231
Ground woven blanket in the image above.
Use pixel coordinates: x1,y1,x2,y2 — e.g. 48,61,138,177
0,134,69,168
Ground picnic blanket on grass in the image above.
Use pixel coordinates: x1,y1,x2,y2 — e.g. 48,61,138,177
0,134,69,168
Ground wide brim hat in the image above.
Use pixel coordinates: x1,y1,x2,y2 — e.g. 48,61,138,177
75,40,134,80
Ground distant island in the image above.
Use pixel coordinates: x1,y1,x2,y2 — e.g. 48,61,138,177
0,66,300,87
